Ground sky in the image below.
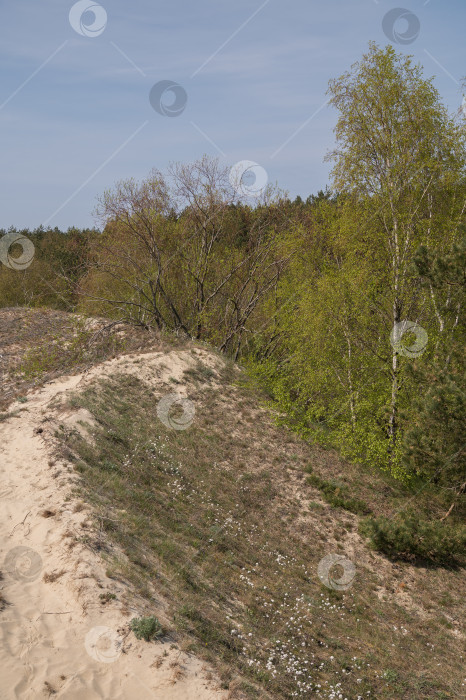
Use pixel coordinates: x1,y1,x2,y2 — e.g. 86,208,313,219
1,0,465,230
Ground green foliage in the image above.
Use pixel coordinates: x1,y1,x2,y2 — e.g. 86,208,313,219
2,44,465,499
247,43,466,483
360,511,466,565
306,468,371,514
130,615,164,641
0,226,96,310
327,42,465,198
79,157,290,357
402,238,466,491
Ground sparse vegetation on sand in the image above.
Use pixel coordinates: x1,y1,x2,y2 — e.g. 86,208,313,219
51,355,464,699
130,616,164,642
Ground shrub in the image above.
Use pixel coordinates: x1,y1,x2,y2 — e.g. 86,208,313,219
130,615,164,641
360,511,466,565
306,470,371,515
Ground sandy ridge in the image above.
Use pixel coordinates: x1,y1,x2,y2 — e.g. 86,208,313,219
0,350,228,700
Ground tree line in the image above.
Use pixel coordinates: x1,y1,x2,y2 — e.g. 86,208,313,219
1,43,464,499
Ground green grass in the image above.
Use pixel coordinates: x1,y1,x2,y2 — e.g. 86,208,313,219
305,467,371,515
130,615,164,641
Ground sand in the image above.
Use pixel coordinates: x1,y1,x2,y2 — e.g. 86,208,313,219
0,350,228,699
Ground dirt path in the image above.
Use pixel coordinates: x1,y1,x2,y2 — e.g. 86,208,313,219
0,353,228,700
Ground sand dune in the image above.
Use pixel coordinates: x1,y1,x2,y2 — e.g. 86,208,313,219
0,351,228,699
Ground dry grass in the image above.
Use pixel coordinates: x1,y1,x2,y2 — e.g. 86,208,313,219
43,680,57,696
40,509,56,518
52,355,464,700
3,309,461,697
0,307,188,410
43,570,67,584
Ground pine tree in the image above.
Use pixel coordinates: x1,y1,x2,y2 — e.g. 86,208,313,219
403,238,466,496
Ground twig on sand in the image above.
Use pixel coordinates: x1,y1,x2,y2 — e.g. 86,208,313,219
9,511,31,537
40,610,73,615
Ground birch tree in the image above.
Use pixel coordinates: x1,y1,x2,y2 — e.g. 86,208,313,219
326,42,466,452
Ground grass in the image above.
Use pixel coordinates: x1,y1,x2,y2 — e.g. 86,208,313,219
99,591,117,604
0,409,20,422
130,615,164,641
305,466,371,515
54,360,465,700
16,316,127,381
0,307,187,410
0,571,7,612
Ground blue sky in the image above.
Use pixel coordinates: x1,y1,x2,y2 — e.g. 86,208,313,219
1,0,464,229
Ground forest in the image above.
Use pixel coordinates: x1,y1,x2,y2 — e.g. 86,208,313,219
1,43,465,558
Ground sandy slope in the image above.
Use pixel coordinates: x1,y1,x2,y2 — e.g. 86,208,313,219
0,350,228,700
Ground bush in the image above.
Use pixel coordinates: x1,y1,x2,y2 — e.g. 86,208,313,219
360,511,466,565
306,470,371,515
130,615,164,641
